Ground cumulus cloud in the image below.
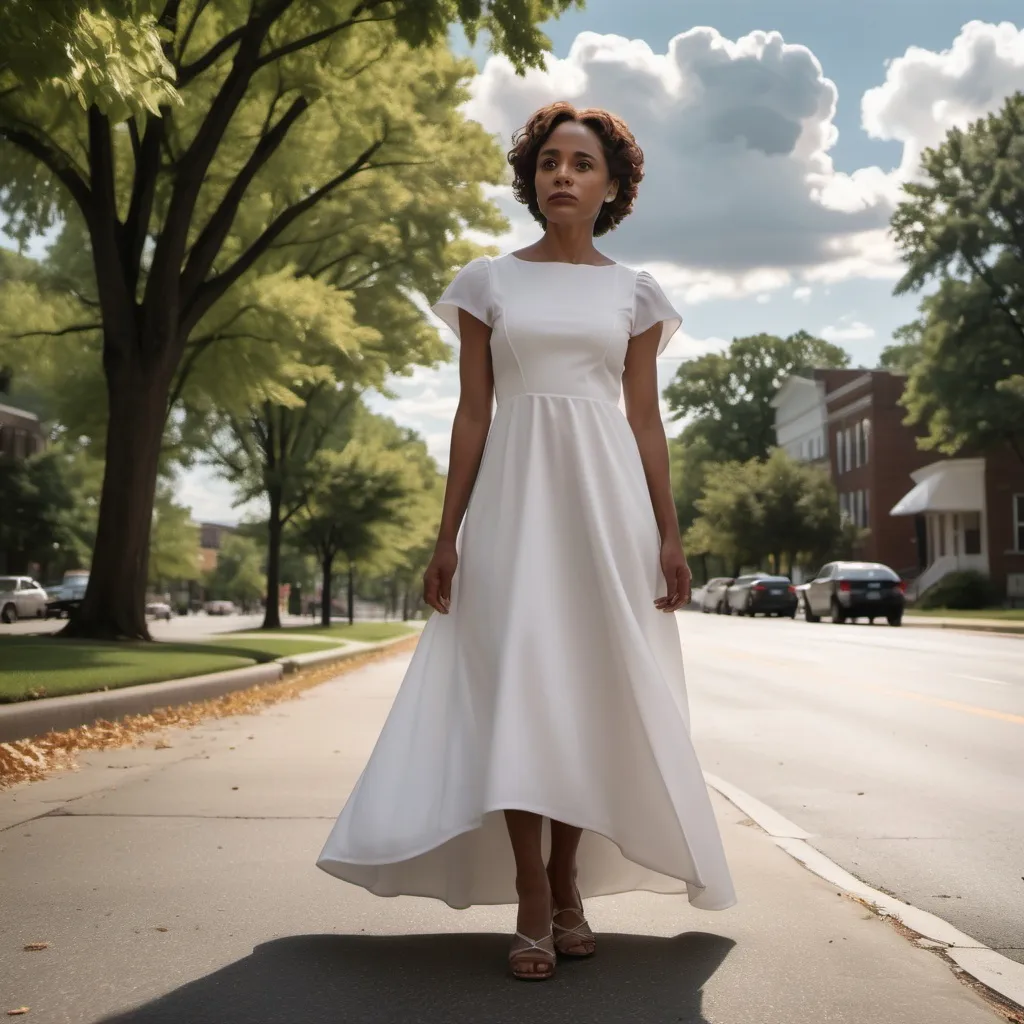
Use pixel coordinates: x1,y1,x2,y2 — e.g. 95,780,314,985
464,28,897,290
862,20,1024,179
821,320,876,343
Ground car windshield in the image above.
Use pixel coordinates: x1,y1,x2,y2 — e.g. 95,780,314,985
840,566,898,581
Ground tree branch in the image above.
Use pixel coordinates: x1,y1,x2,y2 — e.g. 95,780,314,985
0,127,92,212
176,0,211,65
10,323,101,340
962,252,1024,346
178,24,247,87
124,116,165,297
183,132,387,332
255,1,391,68
180,95,309,304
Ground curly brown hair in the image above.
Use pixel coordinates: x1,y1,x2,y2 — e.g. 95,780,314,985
507,102,644,237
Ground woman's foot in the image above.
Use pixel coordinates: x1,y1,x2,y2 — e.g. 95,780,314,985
509,874,556,980
548,869,596,957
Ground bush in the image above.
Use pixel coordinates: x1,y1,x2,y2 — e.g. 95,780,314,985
917,569,997,610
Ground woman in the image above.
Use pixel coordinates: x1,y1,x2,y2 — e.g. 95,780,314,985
317,102,736,981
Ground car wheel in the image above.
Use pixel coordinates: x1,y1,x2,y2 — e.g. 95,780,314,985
868,617,875,625
787,609,797,618
887,613,903,627
830,598,846,625
1,603,18,624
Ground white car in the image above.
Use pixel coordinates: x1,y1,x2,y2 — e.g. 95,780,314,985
0,576,49,623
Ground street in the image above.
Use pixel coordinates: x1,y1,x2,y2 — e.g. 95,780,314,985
682,613,1024,963
1,617,1021,1022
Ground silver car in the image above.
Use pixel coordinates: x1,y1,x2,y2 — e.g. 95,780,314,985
0,576,49,623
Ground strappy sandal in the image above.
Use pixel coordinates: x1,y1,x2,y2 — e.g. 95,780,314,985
508,930,557,980
552,895,596,958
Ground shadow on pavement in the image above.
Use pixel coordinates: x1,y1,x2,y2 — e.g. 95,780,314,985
99,930,734,1024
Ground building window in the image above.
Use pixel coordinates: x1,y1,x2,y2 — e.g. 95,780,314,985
854,423,862,468
1015,496,1024,552
835,430,843,473
862,418,871,464
856,490,865,528
845,428,853,472
864,488,870,526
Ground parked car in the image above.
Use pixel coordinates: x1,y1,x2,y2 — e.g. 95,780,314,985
45,570,90,618
146,602,173,621
204,600,236,616
802,561,905,626
725,574,798,617
700,577,734,614
0,576,49,623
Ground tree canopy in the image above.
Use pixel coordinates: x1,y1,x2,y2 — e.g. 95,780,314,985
0,0,572,640
886,91,1024,465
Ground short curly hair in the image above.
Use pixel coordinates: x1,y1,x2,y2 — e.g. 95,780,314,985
507,102,644,237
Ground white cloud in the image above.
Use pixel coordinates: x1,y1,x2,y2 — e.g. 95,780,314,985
862,20,1024,179
821,320,876,343
793,286,812,302
464,28,897,296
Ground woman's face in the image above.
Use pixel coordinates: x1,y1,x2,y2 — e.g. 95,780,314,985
534,120,616,230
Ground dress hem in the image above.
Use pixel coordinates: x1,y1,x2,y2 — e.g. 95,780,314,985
316,800,736,913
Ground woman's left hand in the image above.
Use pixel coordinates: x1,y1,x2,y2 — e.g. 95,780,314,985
655,540,691,612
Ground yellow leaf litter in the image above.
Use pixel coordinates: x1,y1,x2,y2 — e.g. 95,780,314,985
0,635,419,790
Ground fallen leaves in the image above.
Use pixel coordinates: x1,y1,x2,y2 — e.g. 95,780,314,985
22,943,49,952
7,1009,30,1017
0,637,418,790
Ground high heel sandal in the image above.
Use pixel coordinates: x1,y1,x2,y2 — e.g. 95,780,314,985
552,888,596,958
508,930,557,980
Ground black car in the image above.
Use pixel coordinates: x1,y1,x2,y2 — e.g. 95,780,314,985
700,577,734,614
725,574,798,617
802,561,905,626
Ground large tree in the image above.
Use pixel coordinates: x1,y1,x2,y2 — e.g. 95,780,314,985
886,91,1024,466
663,331,850,466
0,0,574,640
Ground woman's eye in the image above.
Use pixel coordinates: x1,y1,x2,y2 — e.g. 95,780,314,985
577,161,592,171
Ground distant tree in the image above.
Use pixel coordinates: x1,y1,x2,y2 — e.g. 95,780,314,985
148,487,199,591
685,450,845,576
663,332,849,465
204,534,265,611
887,91,1024,467
0,452,75,574
296,440,418,627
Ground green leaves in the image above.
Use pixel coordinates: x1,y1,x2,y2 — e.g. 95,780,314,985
663,331,850,467
889,91,1024,464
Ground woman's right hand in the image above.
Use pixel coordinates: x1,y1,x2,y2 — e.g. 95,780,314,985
423,541,458,614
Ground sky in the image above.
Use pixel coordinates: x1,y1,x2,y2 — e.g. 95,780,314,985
7,3,1024,523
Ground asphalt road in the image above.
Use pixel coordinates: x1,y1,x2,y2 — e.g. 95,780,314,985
681,611,1024,964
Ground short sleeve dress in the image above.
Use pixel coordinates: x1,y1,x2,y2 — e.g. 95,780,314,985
317,254,737,913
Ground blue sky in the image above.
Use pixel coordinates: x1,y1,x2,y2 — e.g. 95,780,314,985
5,4,1024,522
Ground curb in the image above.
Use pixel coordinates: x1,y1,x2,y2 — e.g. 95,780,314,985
0,634,418,745
903,618,1024,637
704,772,1024,1013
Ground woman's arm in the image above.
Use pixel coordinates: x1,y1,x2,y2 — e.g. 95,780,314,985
436,309,494,543
423,308,494,613
622,323,691,611
623,323,680,546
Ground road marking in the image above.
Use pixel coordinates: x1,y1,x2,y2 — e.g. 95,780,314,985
957,674,1009,687
704,773,1024,1009
694,645,1024,726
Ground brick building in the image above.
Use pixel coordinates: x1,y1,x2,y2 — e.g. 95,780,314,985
0,402,46,461
773,369,1024,599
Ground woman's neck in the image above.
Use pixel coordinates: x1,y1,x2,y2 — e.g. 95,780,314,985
523,226,608,265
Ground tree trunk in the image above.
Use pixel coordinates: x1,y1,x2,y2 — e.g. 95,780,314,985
62,361,167,641
262,487,283,629
320,553,334,628
401,586,410,621
347,561,355,625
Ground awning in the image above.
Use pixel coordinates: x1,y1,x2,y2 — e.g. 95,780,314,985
890,459,985,516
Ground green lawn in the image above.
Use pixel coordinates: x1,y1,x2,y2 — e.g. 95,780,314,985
277,622,418,643
906,608,1024,621
204,636,344,659
0,637,258,703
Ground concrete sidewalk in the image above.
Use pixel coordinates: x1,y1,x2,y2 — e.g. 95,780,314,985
1,650,1017,1024
903,615,1024,636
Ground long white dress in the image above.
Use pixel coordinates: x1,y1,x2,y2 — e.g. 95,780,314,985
317,254,737,912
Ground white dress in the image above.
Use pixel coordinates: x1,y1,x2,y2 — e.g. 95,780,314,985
317,254,737,912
